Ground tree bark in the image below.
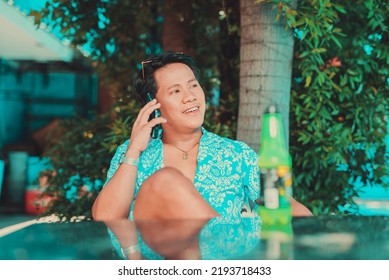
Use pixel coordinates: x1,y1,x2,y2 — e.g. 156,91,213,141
237,0,296,152
218,0,240,104
162,0,195,56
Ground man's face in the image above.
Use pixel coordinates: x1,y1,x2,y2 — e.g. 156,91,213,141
154,63,206,133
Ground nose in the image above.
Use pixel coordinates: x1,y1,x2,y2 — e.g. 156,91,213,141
182,88,197,103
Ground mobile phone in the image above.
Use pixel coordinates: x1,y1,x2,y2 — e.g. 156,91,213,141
146,93,161,138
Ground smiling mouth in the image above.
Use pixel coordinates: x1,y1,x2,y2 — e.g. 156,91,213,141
183,106,200,114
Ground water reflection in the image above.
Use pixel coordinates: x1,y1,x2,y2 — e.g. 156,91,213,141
106,216,262,260
1,215,389,259
106,215,389,260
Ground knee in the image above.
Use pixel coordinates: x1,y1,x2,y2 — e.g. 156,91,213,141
134,167,193,218
154,167,187,184
134,167,218,220
141,167,190,196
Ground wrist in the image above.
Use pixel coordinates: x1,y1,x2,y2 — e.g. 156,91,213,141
120,154,139,167
125,146,141,159
121,244,140,259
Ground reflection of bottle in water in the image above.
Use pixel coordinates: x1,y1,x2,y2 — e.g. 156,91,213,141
257,106,292,225
260,223,294,259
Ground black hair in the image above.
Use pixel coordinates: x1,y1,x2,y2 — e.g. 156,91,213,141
133,51,200,106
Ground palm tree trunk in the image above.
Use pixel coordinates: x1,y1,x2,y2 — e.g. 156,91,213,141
237,0,296,152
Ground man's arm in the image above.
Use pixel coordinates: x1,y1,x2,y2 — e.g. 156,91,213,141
291,197,313,216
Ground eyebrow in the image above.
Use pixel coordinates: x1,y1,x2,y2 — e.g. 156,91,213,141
166,78,198,91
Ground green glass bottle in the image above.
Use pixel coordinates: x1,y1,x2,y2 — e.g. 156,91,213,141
258,106,292,225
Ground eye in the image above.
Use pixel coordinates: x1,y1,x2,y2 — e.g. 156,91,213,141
170,88,180,95
190,83,198,89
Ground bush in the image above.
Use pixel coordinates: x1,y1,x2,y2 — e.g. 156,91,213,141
42,114,114,220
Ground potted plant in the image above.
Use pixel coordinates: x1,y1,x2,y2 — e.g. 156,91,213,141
25,169,56,215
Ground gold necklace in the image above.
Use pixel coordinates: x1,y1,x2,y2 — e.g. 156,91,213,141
166,141,199,160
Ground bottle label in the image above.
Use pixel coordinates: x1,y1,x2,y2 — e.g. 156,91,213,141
260,167,292,209
264,188,279,209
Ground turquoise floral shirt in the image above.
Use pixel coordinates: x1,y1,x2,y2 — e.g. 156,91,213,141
105,127,261,222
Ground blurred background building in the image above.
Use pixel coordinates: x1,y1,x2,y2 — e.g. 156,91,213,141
0,0,98,211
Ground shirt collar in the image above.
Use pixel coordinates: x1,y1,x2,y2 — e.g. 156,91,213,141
199,126,223,149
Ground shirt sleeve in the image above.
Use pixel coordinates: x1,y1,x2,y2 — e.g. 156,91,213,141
104,140,130,186
239,142,261,207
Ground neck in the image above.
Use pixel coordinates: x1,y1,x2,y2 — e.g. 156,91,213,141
162,127,202,148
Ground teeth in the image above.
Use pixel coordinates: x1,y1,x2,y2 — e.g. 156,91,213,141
184,107,199,114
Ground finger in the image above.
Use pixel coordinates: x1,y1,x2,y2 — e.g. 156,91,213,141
136,99,157,117
143,98,158,110
140,103,162,124
135,100,160,124
147,117,167,128
145,102,161,116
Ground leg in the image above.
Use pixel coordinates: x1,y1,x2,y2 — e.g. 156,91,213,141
133,167,218,220
135,220,204,259
133,167,218,259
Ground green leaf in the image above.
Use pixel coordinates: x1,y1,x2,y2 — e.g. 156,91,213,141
299,50,311,58
311,48,327,54
333,4,347,14
305,75,312,87
319,107,332,120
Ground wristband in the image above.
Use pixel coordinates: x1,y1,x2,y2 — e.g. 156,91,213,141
120,155,139,167
121,244,140,258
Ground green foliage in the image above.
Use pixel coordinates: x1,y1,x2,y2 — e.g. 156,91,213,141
273,0,389,214
41,114,112,220
34,1,159,106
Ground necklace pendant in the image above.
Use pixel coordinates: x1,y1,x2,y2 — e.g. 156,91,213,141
183,152,188,160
